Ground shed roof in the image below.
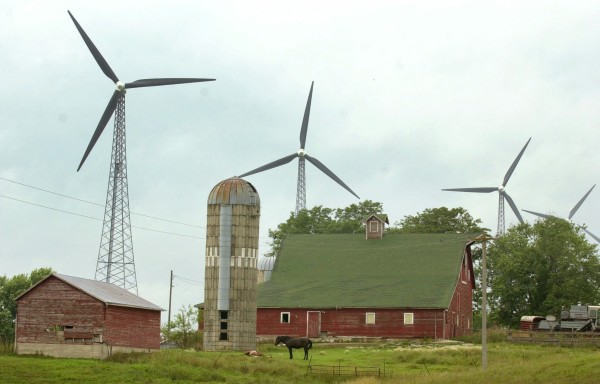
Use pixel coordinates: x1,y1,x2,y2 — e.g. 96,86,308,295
363,214,389,224
18,273,163,311
257,233,474,309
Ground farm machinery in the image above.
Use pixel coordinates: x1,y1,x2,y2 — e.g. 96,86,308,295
520,305,600,332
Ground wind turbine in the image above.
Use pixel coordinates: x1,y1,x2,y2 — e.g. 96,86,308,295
522,185,600,243
238,82,359,214
442,137,531,235
69,11,215,292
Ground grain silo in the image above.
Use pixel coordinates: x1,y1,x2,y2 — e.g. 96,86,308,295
203,177,260,351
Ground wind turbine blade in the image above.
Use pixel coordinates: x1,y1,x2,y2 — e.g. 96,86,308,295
442,187,497,193
68,11,119,84
583,228,600,244
522,209,558,220
299,82,314,150
77,90,120,171
305,154,359,199
126,78,216,89
502,137,531,187
503,192,524,223
569,184,596,220
238,153,298,178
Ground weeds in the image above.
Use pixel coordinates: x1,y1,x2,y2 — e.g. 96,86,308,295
2,341,600,384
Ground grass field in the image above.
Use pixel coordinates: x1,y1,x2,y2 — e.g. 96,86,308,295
1,339,600,384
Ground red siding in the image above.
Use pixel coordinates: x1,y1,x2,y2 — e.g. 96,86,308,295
257,308,452,339
16,276,105,344
257,251,474,339
104,306,160,349
16,275,160,349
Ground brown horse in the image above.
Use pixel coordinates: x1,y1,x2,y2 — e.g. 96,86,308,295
275,335,312,360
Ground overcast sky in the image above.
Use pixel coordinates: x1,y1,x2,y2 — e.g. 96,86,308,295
3,1,600,319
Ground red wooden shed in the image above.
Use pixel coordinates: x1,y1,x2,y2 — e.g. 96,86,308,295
15,273,163,359
256,232,475,340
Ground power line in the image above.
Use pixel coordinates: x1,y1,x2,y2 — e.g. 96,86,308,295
0,177,275,241
0,176,204,228
0,194,203,239
0,194,102,221
173,274,204,286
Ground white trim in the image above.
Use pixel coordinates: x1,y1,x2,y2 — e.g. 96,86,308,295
366,312,376,324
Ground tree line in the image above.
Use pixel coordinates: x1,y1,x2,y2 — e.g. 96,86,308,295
2,201,599,342
267,201,600,328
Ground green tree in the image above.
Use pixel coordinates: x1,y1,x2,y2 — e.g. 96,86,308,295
267,200,384,256
0,267,53,343
391,207,489,234
487,218,600,328
332,200,384,233
161,305,202,349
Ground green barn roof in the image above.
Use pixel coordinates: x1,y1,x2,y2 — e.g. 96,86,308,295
257,233,475,309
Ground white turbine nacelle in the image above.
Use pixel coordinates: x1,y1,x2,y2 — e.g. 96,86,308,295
297,149,306,157
115,81,126,92
498,186,505,193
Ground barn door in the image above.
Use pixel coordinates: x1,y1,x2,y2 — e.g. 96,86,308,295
306,311,321,338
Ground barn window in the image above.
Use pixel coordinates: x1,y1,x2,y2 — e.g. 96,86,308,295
369,221,379,232
404,313,414,325
365,312,376,324
281,312,290,323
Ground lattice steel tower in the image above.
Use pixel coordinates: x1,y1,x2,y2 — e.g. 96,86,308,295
68,11,214,293
238,82,359,214
94,93,137,292
442,137,531,237
497,192,505,235
295,156,306,214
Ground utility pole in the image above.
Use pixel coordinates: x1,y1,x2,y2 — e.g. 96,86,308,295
472,233,495,371
168,270,173,328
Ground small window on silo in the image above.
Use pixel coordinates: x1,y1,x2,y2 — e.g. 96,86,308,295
220,311,229,340
404,313,414,325
281,312,290,323
365,312,376,324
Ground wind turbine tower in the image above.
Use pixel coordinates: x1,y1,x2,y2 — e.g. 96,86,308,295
443,137,531,235
238,82,359,214
68,11,214,292
523,185,600,243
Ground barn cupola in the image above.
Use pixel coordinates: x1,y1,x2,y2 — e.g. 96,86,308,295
363,214,389,240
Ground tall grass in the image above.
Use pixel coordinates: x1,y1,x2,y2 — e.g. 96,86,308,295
2,341,600,383
0,342,13,355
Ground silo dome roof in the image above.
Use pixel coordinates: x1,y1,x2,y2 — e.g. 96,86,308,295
258,255,276,271
207,177,260,206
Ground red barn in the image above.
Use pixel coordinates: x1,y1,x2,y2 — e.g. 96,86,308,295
257,232,475,340
15,273,163,358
